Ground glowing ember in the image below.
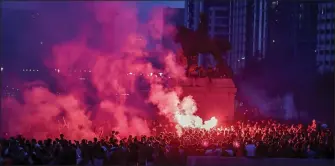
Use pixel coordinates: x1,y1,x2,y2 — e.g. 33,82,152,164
202,140,209,147
233,141,240,148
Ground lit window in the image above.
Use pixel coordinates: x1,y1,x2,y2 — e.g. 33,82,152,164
272,40,276,43
271,1,279,8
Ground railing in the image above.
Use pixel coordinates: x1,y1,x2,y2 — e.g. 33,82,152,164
186,156,334,166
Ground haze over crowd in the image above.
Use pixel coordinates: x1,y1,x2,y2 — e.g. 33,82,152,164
1,2,217,139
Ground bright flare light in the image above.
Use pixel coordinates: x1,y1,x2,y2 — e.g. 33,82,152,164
173,96,218,132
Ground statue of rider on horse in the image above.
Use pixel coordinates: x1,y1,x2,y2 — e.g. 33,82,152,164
174,12,233,79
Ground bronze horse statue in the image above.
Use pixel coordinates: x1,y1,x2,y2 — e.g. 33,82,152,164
174,13,233,78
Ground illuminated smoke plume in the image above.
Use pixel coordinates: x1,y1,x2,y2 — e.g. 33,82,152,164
1,2,217,140
239,83,307,120
149,84,218,136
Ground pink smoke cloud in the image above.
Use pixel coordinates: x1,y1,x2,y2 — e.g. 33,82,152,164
1,2,216,140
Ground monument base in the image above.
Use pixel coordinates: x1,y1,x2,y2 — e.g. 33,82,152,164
178,78,237,123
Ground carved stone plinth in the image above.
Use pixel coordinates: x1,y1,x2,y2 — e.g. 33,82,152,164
178,78,237,123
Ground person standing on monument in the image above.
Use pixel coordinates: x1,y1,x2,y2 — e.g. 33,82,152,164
188,59,200,87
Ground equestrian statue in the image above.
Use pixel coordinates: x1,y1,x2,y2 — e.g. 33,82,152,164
174,12,233,79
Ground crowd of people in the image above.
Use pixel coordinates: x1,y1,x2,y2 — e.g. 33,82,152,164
0,119,333,166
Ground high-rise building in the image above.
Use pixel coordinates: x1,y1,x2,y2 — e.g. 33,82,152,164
231,0,319,74
229,0,249,72
316,1,335,73
293,1,319,73
265,0,321,74
185,0,231,37
185,0,202,30
185,0,321,74
228,0,268,73
185,0,231,67
208,6,230,39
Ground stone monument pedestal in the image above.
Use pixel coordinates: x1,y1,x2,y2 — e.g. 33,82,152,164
178,78,237,123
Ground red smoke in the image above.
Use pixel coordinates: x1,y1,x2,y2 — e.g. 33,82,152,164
1,2,216,140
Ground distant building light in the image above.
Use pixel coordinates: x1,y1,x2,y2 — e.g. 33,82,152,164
40,41,43,45
241,57,245,60
37,69,39,72
272,40,275,43
0,67,3,72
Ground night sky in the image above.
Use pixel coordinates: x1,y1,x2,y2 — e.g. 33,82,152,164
1,1,185,70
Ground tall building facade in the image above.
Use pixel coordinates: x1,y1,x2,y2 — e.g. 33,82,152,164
185,0,202,30
185,0,322,74
229,0,268,73
293,1,319,73
233,0,319,74
208,6,230,39
316,1,335,73
264,0,308,72
229,0,248,73
185,0,231,67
